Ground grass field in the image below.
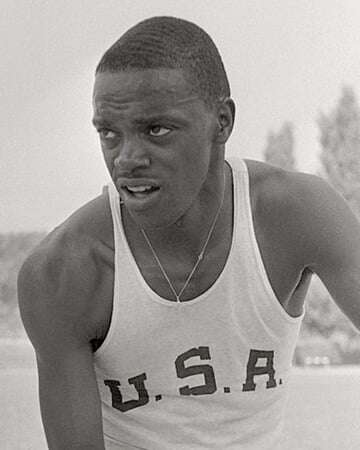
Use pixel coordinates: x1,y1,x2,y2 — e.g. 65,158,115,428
1,340,360,450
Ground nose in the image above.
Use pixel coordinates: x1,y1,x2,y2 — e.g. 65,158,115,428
113,138,150,174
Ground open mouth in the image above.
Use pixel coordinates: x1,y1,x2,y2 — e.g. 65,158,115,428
122,185,160,199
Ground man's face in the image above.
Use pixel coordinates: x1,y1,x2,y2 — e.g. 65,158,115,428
92,68,219,228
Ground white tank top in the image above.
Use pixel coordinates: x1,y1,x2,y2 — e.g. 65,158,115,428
94,157,304,450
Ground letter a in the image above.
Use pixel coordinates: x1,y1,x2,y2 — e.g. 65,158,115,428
242,349,277,392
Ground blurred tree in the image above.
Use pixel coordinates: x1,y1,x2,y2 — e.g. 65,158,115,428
318,86,360,216
264,121,296,170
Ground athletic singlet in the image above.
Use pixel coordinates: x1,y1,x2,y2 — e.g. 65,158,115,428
93,157,305,449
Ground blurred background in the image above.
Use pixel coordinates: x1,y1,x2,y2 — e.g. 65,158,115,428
1,1,360,448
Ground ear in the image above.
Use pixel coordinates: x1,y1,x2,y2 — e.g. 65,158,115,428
214,97,235,144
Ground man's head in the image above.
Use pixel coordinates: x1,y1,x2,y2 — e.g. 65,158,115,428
95,16,230,109
93,17,235,229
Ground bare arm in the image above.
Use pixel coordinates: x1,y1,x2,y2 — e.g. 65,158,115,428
18,238,106,450
297,175,360,331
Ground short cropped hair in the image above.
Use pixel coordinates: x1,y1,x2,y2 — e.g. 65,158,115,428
95,16,230,108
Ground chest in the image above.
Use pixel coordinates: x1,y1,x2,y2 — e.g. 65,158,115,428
135,237,235,302
90,228,307,355
90,192,308,349
125,219,308,314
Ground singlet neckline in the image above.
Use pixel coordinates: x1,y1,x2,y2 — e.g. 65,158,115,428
115,159,239,307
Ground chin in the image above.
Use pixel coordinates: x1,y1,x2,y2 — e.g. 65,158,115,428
127,207,180,231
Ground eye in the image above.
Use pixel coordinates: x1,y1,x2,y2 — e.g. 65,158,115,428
98,129,117,140
148,125,171,137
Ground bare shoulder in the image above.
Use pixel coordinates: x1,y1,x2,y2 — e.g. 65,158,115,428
244,159,345,219
244,159,360,267
18,190,114,357
244,158,324,208
19,189,114,284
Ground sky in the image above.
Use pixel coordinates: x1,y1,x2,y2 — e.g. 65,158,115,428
2,0,360,232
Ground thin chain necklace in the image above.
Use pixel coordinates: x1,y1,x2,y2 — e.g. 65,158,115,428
140,174,226,303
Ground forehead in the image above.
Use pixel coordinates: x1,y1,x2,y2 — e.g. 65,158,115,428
93,68,200,115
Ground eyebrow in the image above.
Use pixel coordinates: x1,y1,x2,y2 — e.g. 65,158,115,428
92,113,187,128
133,114,185,125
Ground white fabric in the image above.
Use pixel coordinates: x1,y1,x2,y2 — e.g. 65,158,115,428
94,157,304,449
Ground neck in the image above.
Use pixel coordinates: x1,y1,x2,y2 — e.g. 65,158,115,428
123,161,231,259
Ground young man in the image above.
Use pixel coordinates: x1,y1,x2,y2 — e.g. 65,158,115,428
18,16,360,450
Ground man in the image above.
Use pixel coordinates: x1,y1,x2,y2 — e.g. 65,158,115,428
18,16,360,450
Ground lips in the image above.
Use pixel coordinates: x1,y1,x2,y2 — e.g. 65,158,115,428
116,178,161,204
125,185,159,194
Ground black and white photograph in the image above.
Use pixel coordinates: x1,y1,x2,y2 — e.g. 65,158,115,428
1,1,360,449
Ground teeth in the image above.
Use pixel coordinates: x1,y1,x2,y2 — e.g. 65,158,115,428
126,185,152,193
